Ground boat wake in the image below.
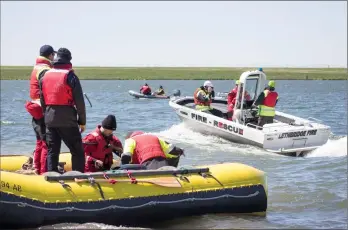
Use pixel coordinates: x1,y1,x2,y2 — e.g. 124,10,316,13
39,222,149,229
306,136,347,158
153,123,347,158
153,123,273,157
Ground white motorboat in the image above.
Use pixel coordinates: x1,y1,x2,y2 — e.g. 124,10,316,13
169,70,331,157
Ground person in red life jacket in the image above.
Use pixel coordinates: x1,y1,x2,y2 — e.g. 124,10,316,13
120,131,185,170
194,81,224,118
24,45,56,174
253,80,279,128
140,83,152,95
83,115,123,173
39,48,87,173
227,80,251,121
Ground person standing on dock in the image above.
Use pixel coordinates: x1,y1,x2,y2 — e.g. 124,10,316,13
253,80,279,128
39,48,87,173
24,45,56,174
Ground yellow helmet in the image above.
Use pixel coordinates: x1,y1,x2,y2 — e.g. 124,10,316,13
235,80,240,85
268,80,275,88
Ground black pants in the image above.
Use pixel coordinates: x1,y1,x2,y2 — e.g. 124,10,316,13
46,126,85,173
142,157,169,170
257,116,274,129
142,157,180,170
32,118,46,141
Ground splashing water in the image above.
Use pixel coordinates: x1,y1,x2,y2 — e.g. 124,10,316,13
306,136,347,158
152,123,274,156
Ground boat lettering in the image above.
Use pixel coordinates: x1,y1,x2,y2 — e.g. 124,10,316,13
278,129,317,139
1,180,22,192
191,113,207,123
213,121,243,135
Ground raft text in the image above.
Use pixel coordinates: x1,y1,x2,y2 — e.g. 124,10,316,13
1,180,22,192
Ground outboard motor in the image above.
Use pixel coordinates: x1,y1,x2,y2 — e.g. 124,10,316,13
172,89,181,97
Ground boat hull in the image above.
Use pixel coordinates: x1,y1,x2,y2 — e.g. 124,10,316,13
169,97,331,157
0,153,268,228
129,90,170,99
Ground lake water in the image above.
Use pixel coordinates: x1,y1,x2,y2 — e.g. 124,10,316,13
1,80,347,229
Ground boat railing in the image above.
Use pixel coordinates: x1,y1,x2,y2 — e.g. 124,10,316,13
246,121,319,133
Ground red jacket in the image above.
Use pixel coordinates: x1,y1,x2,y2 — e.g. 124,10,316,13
130,134,166,164
227,86,251,110
41,65,75,106
29,56,52,100
83,125,123,172
140,85,151,94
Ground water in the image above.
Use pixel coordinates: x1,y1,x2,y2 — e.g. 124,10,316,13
1,80,347,229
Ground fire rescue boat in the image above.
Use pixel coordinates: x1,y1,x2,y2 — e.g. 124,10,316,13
168,69,331,157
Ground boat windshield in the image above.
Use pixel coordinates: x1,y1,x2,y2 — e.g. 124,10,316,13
245,77,259,101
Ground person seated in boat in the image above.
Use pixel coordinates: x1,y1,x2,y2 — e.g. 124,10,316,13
120,131,185,170
154,85,165,95
82,115,123,173
227,80,251,120
140,83,152,95
194,81,224,117
253,80,279,128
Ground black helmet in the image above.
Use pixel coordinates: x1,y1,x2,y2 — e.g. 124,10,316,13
145,83,148,86
159,85,163,88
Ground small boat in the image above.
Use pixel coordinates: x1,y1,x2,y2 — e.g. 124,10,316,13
169,70,331,157
0,152,268,229
129,89,181,99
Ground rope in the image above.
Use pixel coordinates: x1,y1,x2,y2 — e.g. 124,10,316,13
0,191,259,212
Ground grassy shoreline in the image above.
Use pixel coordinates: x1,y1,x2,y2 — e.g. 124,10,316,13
1,66,347,80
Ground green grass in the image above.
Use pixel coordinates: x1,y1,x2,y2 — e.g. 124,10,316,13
1,66,347,80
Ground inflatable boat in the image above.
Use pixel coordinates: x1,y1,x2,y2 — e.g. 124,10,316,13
128,89,181,99
169,70,331,157
0,152,267,229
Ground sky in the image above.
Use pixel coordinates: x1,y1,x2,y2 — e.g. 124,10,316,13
1,1,347,67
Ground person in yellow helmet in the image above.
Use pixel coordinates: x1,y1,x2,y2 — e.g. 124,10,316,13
253,80,279,128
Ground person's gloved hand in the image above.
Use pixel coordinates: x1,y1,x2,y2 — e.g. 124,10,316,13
94,159,104,169
79,125,86,133
207,86,213,93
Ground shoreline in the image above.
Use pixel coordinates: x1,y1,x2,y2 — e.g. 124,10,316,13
1,66,347,80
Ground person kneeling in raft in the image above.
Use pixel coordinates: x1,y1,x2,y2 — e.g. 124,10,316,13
120,131,185,170
83,115,123,173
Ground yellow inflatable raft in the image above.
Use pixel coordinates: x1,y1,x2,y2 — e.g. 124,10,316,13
0,153,268,228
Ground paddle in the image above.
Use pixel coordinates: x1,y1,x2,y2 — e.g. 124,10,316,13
45,167,210,181
74,177,182,188
84,93,92,107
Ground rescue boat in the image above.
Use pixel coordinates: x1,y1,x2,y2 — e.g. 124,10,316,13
128,89,181,99
169,69,331,157
0,152,268,229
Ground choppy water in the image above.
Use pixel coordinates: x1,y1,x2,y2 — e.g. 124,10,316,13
1,80,347,229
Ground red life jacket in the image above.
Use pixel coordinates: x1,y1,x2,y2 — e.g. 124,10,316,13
131,134,166,164
29,57,52,100
141,86,151,94
227,87,238,106
263,90,278,107
41,65,75,106
193,88,211,106
83,126,113,162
